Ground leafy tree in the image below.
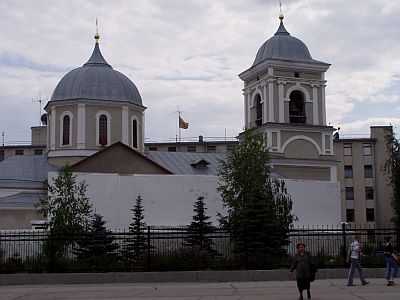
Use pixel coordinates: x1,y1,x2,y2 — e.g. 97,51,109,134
121,195,149,261
383,127,400,228
73,213,119,261
218,129,296,257
35,165,93,255
184,196,218,256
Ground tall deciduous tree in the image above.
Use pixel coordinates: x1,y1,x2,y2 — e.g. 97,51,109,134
383,127,400,228
35,165,93,254
184,196,218,256
122,195,149,262
218,129,296,256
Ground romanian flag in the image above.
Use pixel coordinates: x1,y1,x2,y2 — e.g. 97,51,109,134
179,116,189,129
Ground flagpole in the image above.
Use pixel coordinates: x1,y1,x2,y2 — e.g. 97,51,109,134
179,111,182,143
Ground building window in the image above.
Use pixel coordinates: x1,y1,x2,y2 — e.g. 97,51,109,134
15,149,24,155
364,165,373,178
99,114,108,145
34,149,43,155
148,146,157,151
0,150,4,162
289,90,306,124
207,145,216,153
363,143,372,156
187,146,197,152
132,119,138,148
62,115,70,145
366,208,375,222
345,187,354,200
344,165,353,178
255,94,262,126
346,209,355,222
344,144,352,156
365,187,374,200
168,146,176,152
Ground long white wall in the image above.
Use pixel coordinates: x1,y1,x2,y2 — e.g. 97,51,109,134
48,172,341,229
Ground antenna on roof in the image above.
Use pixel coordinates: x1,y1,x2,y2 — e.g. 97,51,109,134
32,91,48,125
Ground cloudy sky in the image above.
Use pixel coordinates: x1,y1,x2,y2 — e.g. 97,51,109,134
1,0,399,145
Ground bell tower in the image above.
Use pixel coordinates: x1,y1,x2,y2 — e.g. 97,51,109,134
238,14,337,182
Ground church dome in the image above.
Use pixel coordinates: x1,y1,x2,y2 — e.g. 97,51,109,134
51,37,143,106
252,17,321,66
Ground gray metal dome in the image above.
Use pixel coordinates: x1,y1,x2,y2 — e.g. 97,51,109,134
252,19,323,66
51,42,143,106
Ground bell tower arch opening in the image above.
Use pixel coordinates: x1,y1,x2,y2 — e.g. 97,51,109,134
255,94,263,126
289,90,306,124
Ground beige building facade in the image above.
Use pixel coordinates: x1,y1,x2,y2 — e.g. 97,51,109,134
334,126,392,226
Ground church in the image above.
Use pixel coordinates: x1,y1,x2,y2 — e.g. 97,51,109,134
5,13,391,229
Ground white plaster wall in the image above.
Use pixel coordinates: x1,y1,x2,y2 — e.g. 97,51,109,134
285,179,341,227
47,172,341,229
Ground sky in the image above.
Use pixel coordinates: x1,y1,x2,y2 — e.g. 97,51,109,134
1,0,400,145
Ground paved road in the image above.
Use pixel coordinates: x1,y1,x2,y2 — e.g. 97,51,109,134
1,278,399,300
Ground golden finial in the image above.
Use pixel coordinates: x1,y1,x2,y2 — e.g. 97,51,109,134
94,17,100,43
279,1,284,20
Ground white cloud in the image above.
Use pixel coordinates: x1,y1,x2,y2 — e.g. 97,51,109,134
0,0,399,143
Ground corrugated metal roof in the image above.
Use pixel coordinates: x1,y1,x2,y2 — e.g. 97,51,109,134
146,151,226,175
0,155,58,182
0,192,45,207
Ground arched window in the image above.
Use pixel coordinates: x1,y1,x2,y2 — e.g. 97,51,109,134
255,94,262,126
99,114,108,145
62,115,70,145
132,119,138,148
289,90,306,124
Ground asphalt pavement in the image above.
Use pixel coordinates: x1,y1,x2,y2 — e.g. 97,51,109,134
1,278,399,300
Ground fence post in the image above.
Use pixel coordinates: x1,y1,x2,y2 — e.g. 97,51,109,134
50,229,55,273
147,226,151,270
341,222,347,268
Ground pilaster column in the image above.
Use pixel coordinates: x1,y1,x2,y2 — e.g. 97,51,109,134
50,107,56,150
263,84,267,123
311,83,319,125
122,106,129,145
268,79,274,122
77,104,86,149
244,91,250,128
321,84,327,125
277,80,286,123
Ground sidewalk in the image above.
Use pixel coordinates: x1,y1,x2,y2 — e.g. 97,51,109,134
1,278,400,299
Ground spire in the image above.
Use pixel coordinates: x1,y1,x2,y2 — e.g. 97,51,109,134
275,1,290,35
95,17,100,44
83,18,112,68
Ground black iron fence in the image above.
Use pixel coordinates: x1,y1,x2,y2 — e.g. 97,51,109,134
0,225,398,273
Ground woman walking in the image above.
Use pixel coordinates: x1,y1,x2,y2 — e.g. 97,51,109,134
289,243,313,300
384,236,398,286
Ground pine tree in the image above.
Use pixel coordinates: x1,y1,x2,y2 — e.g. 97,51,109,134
121,195,149,262
184,196,218,255
218,129,297,256
74,213,119,261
